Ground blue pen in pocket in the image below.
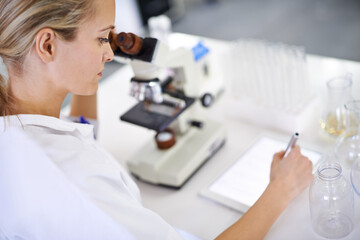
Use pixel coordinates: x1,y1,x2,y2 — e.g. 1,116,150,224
79,115,90,124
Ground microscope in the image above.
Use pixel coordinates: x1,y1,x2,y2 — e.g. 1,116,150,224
111,32,226,188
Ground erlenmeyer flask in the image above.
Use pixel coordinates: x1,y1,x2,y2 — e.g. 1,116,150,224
335,100,360,170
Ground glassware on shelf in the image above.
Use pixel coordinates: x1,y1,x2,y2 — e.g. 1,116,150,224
320,73,352,136
309,157,354,239
335,100,360,170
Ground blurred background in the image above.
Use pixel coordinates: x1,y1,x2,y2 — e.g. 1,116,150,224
59,0,360,107
116,0,360,62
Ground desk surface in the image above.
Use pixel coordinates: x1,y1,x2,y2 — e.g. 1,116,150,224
97,33,360,240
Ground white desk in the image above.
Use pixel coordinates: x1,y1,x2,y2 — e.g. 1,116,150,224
97,34,360,240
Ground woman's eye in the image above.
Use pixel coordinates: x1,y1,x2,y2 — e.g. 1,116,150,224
99,37,110,44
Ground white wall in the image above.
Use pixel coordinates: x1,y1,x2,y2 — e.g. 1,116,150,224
115,0,144,35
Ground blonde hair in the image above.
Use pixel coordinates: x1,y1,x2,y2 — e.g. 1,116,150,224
0,0,95,116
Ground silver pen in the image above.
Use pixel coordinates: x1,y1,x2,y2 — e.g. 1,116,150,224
284,132,299,157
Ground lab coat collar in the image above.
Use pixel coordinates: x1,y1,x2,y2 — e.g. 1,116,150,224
0,114,94,137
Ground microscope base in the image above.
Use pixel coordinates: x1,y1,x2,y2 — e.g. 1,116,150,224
127,119,226,188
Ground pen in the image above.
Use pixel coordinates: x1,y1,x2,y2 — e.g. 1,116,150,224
79,115,90,124
284,132,299,158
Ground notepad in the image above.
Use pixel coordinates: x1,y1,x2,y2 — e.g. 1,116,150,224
200,136,322,213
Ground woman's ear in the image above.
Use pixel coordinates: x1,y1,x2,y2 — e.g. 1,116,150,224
34,28,56,63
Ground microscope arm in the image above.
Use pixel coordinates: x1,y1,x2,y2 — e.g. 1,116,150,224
112,32,214,101
111,32,194,72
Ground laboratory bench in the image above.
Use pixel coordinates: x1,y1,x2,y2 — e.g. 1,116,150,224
96,33,360,240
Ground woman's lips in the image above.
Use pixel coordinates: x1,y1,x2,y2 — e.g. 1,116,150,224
98,72,103,77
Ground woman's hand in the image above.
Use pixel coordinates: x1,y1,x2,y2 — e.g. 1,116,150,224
216,146,314,240
269,146,314,203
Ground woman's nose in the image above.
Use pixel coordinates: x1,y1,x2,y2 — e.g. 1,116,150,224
104,43,114,62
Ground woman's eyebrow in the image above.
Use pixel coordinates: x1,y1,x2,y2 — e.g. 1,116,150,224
99,25,115,32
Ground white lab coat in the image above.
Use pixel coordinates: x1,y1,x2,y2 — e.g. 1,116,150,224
0,115,185,240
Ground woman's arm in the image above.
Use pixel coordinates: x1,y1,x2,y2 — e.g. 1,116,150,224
69,94,97,120
216,146,314,240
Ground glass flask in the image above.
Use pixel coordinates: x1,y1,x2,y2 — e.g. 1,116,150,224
309,158,354,239
320,73,352,136
335,100,360,170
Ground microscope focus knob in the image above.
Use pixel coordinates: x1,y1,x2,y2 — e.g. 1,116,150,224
155,129,176,150
115,32,143,55
201,93,214,108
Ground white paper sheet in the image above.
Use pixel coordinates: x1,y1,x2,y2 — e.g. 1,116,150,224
203,137,322,212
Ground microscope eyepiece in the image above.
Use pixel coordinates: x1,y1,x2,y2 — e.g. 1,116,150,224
115,32,143,55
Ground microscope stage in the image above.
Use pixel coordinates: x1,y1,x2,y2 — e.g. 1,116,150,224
120,95,195,132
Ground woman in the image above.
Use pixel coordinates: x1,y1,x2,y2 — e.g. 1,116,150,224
0,0,314,239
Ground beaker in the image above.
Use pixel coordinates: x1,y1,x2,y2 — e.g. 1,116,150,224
309,157,354,239
148,15,171,44
335,100,360,170
320,73,352,136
